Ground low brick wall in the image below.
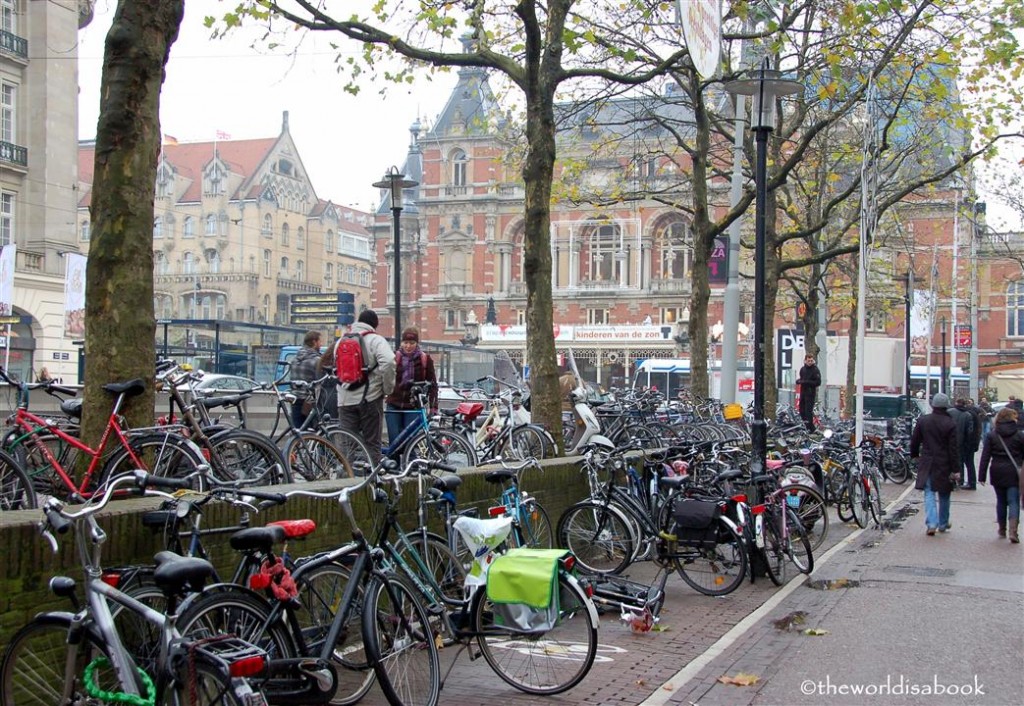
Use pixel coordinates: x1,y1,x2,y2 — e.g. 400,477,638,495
0,457,586,648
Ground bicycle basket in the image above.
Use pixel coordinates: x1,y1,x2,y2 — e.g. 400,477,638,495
671,498,721,549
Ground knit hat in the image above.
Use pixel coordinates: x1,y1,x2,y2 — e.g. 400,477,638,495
402,327,419,342
358,309,379,328
930,393,950,409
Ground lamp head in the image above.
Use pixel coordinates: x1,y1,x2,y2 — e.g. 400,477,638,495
724,62,803,131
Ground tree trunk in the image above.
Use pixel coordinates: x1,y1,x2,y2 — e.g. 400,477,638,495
82,0,184,454
686,73,712,400
845,274,860,418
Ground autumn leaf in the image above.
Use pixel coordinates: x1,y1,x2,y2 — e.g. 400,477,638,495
804,628,830,636
717,673,761,686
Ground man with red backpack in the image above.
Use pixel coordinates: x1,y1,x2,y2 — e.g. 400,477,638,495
385,327,438,445
336,309,395,466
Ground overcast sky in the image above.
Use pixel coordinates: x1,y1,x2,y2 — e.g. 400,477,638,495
77,1,455,212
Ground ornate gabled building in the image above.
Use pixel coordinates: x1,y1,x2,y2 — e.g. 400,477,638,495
77,111,374,334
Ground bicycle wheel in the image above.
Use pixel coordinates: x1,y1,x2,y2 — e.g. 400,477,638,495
514,499,553,550
401,429,477,471
5,430,76,501
294,562,376,706
613,424,662,449
848,471,868,529
100,432,207,488
785,506,814,574
867,469,884,526
671,517,748,596
208,428,291,486
0,449,35,510
761,510,787,586
164,657,252,706
362,572,440,706
284,432,354,481
503,425,549,460
176,587,295,664
787,483,830,554
0,614,111,705
473,571,598,695
325,426,374,473
556,501,636,575
881,447,911,484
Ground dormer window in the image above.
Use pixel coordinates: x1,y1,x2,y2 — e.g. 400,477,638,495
156,164,174,198
204,163,226,195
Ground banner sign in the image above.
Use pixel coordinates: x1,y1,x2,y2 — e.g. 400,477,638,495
478,324,676,344
64,253,87,338
910,289,934,355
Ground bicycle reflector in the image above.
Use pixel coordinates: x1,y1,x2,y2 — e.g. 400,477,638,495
100,571,121,588
488,506,507,517
731,494,747,504
750,504,766,515
559,555,576,572
228,655,266,678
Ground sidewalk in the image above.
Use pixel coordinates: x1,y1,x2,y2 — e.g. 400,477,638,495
644,485,1024,706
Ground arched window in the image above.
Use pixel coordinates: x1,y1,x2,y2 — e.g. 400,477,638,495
155,252,169,275
182,252,195,274
584,222,620,282
325,229,334,253
205,248,220,273
262,294,270,322
296,260,305,280
205,214,217,236
262,213,273,237
80,220,90,241
280,256,289,275
324,262,333,289
1008,281,1024,337
296,226,305,250
452,149,468,186
281,222,290,247
153,217,163,239
657,219,691,280
183,216,194,238
263,249,271,276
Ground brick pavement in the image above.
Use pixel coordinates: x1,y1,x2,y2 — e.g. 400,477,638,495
357,481,902,705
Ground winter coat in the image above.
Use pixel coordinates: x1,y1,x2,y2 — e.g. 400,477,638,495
385,349,438,410
948,406,976,456
978,421,1024,489
796,364,821,393
336,322,396,407
291,345,321,401
910,409,959,494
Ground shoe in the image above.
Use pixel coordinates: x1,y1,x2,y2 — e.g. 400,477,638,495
998,525,1006,538
926,527,936,536
939,524,951,533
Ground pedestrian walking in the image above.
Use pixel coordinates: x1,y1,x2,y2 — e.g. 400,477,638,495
336,310,395,467
910,393,960,535
384,327,438,445
290,330,322,429
796,354,821,432
949,397,979,490
978,406,1024,543
978,398,994,437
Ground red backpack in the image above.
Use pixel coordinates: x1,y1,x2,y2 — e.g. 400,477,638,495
335,331,376,389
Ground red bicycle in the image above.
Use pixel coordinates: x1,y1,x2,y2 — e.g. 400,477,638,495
1,367,206,502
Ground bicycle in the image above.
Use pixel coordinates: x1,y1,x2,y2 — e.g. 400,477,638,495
442,376,553,462
0,366,207,501
0,470,270,705
747,471,815,585
174,466,442,706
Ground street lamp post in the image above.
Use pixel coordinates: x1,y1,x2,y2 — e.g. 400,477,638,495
373,167,419,347
940,315,948,395
725,61,803,477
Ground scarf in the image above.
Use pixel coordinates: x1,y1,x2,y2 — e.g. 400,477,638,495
398,346,421,388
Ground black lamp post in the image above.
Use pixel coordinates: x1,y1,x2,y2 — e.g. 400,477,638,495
725,61,803,476
373,167,419,347
940,315,948,395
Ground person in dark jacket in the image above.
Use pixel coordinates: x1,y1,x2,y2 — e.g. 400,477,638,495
949,398,978,490
978,407,1024,543
384,327,438,445
910,393,960,535
291,330,322,428
796,355,821,431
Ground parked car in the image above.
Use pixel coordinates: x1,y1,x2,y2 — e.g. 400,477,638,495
191,373,261,394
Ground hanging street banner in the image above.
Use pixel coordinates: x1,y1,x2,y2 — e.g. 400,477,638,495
677,0,722,79
910,289,934,355
0,244,14,316
64,253,87,339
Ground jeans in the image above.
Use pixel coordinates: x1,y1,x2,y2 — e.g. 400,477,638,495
961,450,977,487
385,406,419,447
923,475,951,530
994,485,1021,527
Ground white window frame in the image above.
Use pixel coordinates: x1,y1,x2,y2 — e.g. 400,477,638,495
587,308,610,325
0,191,12,246
1,83,15,144
1,0,17,35
1008,281,1024,338
183,216,194,238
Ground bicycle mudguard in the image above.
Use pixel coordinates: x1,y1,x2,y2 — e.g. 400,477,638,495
176,582,275,617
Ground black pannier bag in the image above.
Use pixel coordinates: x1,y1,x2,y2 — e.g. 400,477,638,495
672,498,722,549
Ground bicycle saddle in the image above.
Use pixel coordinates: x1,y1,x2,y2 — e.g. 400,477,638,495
230,525,287,553
103,379,146,397
60,398,83,419
713,469,746,483
152,552,215,595
266,519,316,539
483,469,517,484
658,476,688,491
194,393,251,409
432,474,462,492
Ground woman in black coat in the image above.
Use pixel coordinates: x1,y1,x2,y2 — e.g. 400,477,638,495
978,407,1024,543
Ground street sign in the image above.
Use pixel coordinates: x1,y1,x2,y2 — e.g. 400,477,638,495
954,324,972,350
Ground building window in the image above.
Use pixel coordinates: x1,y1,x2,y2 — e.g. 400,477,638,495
155,252,168,275
324,262,333,289
262,295,270,323
452,149,468,186
80,220,90,242
346,265,356,284
0,191,11,246
1,83,15,144
658,220,690,280
661,307,685,324
263,249,271,277
183,216,194,238
445,309,465,330
1008,281,1024,337
325,229,334,253
360,268,370,287
262,214,273,237
296,260,304,280
153,217,163,239
587,308,610,325
865,310,888,333
280,256,289,276
516,310,526,325
182,252,195,275
585,223,621,282
281,222,290,247
1,0,17,34
205,249,220,274
204,214,216,236
296,226,305,250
